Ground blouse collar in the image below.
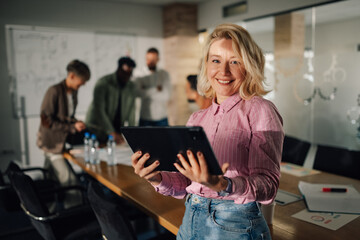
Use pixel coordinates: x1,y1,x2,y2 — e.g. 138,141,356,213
211,94,242,115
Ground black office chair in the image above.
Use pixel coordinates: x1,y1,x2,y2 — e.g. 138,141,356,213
5,161,61,204
87,181,176,240
8,170,101,240
5,161,59,190
313,145,360,180
282,135,311,166
0,170,21,212
87,181,137,240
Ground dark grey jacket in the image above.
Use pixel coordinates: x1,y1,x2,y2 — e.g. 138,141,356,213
37,80,77,154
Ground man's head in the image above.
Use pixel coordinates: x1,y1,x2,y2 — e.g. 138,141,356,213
146,47,159,72
117,57,136,86
65,60,90,91
186,75,198,102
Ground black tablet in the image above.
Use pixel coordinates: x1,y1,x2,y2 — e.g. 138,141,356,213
121,126,222,175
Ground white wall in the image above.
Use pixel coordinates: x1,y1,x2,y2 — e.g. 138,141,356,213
0,0,163,170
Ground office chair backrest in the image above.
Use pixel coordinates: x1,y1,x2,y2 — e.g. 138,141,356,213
9,171,56,240
6,161,22,173
282,135,311,166
313,145,360,180
0,171,5,186
87,181,137,240
0,170,21,212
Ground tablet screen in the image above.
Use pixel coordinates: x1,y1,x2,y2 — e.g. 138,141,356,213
121,126,222,175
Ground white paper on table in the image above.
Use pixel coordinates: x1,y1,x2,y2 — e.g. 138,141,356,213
298,181,360,214
98,145,133,166
69,145,85,158
98,148,107,162
280,162,321,177
113,145,134,166
275,189,303,205
292,209,359,230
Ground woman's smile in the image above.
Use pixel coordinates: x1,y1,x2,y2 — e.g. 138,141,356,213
216,78,234,85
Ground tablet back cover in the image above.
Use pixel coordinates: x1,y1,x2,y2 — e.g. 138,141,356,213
121,126,222,175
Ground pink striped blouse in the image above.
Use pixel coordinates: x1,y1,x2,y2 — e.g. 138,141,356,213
155,94,284,204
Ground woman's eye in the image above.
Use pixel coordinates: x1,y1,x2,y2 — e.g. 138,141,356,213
212,59,220,63
230,60,238,64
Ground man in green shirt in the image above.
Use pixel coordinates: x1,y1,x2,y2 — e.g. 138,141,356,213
86,57,136,144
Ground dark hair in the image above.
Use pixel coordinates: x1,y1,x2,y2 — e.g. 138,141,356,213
118,57,136,69
66,60,91,81
187,75,198,91
147,47,159,55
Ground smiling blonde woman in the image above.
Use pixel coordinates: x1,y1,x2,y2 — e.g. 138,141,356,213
131,23,284,240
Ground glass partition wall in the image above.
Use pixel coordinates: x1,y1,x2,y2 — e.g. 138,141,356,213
241,0,360,151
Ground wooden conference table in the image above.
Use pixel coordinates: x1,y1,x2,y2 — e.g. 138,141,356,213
64,152,360,240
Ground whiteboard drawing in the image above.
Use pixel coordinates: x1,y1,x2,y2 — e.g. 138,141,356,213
8,27,137,117
94,34,136,80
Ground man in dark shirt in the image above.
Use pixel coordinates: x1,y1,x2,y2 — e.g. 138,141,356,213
86,57,137,144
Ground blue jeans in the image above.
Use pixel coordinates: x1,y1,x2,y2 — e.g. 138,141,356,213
177,194,271,240
139,118,168,126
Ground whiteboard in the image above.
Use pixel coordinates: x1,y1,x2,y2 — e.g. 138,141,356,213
8,26,136,117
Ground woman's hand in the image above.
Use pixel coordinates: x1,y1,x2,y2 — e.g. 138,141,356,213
131,151,162,186
174,150,229,192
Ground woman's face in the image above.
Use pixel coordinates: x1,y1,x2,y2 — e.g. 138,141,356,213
207,38,245,104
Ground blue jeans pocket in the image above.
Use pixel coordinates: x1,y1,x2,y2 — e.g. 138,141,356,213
210,209,251,233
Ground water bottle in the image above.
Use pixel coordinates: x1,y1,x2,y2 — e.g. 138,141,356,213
89,134,99,164
83,132,90,163
107,135,116,166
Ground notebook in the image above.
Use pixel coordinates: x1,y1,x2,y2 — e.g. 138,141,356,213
298,181,360,214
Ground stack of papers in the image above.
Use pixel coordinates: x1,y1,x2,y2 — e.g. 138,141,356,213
298,181,360,214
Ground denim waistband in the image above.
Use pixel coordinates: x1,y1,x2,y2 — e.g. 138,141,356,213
186,194,259,212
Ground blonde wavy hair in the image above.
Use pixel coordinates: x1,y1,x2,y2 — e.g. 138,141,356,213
198,23,268,100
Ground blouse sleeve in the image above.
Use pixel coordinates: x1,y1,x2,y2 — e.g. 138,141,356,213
154,172,191,199
230,100,284,204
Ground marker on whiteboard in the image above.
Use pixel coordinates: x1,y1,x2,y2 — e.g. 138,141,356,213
322,188,347,193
